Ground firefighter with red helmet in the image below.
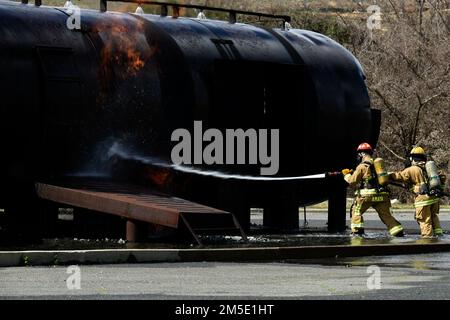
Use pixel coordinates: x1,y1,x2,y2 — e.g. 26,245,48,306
342,143,404,237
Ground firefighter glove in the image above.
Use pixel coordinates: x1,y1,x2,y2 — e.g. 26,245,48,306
342,169,353,176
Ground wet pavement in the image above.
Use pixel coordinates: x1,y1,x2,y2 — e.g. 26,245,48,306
1,229,450,251
1,252,450,299
1,210,450,300
1,210,449,251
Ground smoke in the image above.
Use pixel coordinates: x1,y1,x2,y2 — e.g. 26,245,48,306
108,142,326,181
108,142,171,168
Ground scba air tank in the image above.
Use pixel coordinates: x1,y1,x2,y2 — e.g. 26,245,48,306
425,161,442,190
374,158,389,187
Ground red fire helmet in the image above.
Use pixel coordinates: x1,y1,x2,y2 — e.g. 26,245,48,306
357,142,373,153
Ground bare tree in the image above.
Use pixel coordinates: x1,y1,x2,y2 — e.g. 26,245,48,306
339,0,450,201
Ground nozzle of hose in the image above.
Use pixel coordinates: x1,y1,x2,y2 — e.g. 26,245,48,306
326,172,342,178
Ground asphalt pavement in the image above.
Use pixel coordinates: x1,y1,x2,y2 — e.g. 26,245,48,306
1,252,450,300
1,210,450,300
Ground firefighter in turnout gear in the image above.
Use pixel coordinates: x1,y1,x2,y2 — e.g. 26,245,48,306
343,143,404,237
390,147,446,238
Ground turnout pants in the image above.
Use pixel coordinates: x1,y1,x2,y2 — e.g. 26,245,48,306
414,195,442,237
351,193,403,236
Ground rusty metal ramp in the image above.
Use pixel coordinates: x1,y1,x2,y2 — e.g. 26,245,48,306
35,180,247,245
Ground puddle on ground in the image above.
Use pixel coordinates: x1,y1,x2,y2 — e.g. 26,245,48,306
1,232,449,251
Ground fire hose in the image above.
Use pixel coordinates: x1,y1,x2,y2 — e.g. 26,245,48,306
389,181,450,198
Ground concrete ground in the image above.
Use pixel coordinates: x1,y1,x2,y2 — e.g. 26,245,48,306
1,210,450,300
1,252,450,300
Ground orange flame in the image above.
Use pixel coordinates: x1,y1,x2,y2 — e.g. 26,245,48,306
146,167,172,190
97,18,152,79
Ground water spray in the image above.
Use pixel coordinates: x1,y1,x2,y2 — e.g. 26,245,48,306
108,142,327,181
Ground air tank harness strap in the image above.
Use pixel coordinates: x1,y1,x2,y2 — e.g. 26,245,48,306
357,163,369,190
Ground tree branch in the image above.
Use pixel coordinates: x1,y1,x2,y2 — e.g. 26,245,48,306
379,140,407,161
411,93,424,146
369,87,408,144
335,12,358,57
411,92,443,145
422,92,443,106
387,0,401,20
397,50,424,80
418,0,425,36
426,0,450,33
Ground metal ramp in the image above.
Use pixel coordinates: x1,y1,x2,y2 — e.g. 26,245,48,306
35,180,247,245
